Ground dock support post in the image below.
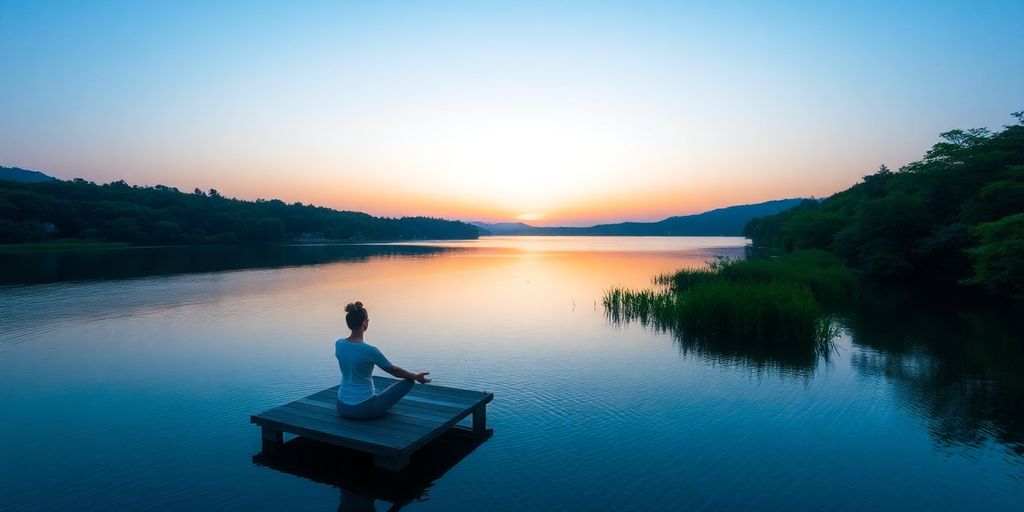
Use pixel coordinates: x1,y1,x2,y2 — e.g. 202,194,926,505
374,452,409,471
472,404,487,436
261,426,283,452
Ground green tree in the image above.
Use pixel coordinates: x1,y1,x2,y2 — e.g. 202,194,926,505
103,217,146,243
965,214,1024,298
152,220,183,244
252,217,285,242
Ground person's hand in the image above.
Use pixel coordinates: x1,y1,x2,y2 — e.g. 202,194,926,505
415,372,431,384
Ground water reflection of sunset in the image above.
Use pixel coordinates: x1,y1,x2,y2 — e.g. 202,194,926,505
0,238,745,362
273,237,747,355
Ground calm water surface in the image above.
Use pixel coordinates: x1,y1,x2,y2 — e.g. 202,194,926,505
1,237,1021,511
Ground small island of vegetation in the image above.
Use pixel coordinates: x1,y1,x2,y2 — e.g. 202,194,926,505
0,174,479,246
605,251,852,371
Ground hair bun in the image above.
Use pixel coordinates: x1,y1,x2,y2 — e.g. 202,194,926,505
345,301,364,313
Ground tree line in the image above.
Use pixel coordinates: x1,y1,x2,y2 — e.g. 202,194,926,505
744,112,1024,298
0,178,479,244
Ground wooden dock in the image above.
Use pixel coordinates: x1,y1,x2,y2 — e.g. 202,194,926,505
251,376,493,471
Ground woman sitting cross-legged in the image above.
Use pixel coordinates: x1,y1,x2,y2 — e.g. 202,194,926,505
335,301,431,420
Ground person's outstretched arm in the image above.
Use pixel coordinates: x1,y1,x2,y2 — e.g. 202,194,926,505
370,346,430,383
385,365,431,383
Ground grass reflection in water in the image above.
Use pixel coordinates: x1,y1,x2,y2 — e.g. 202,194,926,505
604,250,853,373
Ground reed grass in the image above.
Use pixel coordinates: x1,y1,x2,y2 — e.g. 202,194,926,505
605,251,850,364
656,250,853,304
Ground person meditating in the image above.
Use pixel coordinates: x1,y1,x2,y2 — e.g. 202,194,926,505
335,301,431,420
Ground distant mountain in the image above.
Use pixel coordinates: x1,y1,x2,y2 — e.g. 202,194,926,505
471,199,805,237
469,222,532,235
0,166,56,183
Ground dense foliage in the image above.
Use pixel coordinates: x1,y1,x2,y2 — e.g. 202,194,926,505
0,178,479,244
604,251,852,372
744,114,1024,298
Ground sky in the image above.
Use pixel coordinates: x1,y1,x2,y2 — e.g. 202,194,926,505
1,1,1022,226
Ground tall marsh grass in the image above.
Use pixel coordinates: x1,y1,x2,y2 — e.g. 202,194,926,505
656,250,854,304
605,251,851,369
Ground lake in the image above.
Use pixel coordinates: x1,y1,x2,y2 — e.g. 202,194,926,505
1,237,1021,511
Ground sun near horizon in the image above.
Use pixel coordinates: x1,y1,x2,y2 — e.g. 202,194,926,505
515,213,545,222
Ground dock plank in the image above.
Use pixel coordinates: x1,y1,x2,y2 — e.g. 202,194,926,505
299,399,454,428
280,401,441,439
278,401,434,436
260,406,418,444
398,394,473,410
292,398,451,429
305,386,469,418
256,412,401,454
314,379,487,403
373,377,487,399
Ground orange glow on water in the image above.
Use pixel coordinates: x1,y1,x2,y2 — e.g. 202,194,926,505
275,237,748,351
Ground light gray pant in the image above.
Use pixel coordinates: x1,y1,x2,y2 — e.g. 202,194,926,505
336,379,414,420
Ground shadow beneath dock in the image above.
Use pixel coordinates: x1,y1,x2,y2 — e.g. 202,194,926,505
253,427,493,511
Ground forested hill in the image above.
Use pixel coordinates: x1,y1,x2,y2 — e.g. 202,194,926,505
473,198,804,236
590,198,805,235
0,173,479,244
0,166,56,183
744,113,1024,298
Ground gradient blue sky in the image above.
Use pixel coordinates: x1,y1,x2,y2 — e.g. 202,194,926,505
1,1,1021,225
